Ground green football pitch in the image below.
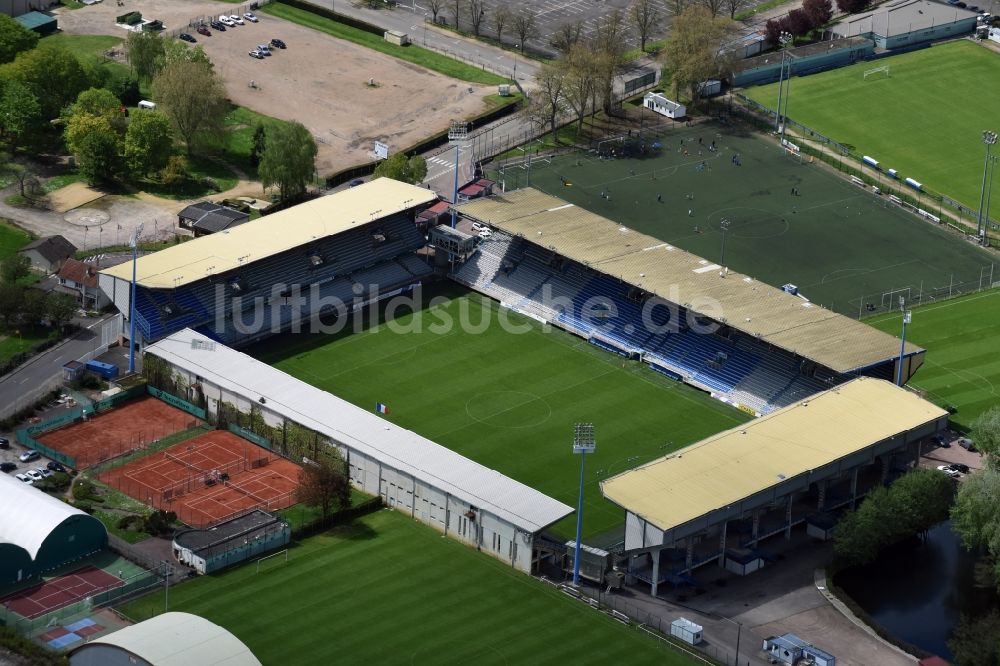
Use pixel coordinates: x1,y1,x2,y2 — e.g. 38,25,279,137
250,283,747,543
868,287,1000,429
119,510,701,665
744,40,1000,221
495,121,995,317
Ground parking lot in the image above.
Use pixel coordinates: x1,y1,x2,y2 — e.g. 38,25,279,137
58,0,492,174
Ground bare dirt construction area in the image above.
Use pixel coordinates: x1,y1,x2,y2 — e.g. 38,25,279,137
57,0,491,174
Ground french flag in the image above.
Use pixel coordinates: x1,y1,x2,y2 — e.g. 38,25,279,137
375,402,390,415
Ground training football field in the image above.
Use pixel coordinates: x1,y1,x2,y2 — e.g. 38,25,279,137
250,283,747,543
868,287,1000,428
744,40,1000,220
496,121,995,317
120,511,697,665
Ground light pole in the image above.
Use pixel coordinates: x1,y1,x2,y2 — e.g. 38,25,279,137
977,130,997,245
719,218,731,267
896,297,911,386
128,223,144,374
720,616,743,666
774,32,793,134
572,423,596,586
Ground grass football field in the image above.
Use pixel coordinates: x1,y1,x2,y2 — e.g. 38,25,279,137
250,283,747,543
868,287,1000,429
744,40,1000,220
496,121,995,317
119,510,699,665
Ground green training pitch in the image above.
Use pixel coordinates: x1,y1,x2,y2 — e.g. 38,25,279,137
868,287,1000,429
119,510,700,665
497,121,995,317
744,40,1000,220
249,283,747,543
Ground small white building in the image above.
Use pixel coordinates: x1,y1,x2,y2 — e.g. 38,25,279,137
670,618,703,645
643,93,685,119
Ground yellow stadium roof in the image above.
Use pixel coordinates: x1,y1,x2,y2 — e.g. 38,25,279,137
455,188,922,374
601,377,947,533
102,178,437,289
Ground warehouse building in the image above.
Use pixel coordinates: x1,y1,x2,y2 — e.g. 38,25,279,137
601,377,947,595
0,474,107,584
830,0,979,48
69,612,261,666
144,329,574,573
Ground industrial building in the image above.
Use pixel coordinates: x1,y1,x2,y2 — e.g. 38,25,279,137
144,329,574,573
173,510,290,575
0,474,107,585
68,612,261,666
830,0,979,48
600,377,947,595
733,37,874,87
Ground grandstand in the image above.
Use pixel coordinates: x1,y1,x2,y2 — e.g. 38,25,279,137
99,179,438,347
453,189,924,415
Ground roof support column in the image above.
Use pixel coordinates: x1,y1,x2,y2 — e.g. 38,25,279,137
850,468,859,509
817,480,827,511
880,454,891,484
685,538,694,570
784,495,794,539
751,509,761,547
718,520,728,568
651,550,661,597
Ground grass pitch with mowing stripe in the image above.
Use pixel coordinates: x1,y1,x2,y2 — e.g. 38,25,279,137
119,510,701,665
744,40,1000,220
250,283,747,542
868,287,1000,428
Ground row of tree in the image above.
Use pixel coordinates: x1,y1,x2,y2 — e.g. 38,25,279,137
763,0,833,45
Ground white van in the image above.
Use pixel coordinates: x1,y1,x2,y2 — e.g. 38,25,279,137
138,100,156,110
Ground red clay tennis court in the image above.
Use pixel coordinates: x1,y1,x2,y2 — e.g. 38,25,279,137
98,430,301,527
37,396,202,469
0,567,122,620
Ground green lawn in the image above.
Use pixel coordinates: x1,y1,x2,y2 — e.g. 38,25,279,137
868,288,1000,428
249,284,746,542
0,219,31,262
260,3,509,85
40,33,124,61
119,510,702,665
0,330,51,367
744,40,1000,220
501,121,996,317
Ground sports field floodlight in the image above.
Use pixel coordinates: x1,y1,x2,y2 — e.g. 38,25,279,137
896,298,912,386
128,222,144,374
719,218,731,267
977,130,997,245
571,423,596,586
775,32,793,134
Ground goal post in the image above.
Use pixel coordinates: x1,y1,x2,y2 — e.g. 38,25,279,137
255,549,289,574
863,65,890,80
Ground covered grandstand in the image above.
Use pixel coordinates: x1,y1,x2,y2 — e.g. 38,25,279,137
601,377,947,593
99,179,438,347
0,474,107,584
452,188,924,415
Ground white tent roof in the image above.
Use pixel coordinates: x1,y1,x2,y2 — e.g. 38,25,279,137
72,612,260,666
146,330,573,534
0,472,92,559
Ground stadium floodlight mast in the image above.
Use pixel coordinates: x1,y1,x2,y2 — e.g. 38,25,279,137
571,423,596,587
895,297,911,386
977,130,997,246
128,222,144,374
719,218,731,267
774,32,793,136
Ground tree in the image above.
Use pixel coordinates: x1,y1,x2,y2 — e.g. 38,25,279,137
629,0,661,52
0,14,38,65
258,120,317,202
836,0,870,14
20,287,47,327
125,109,173,177
952,466,1000,590
562,44,596,133
724,0,748,18
160,40,212,70
295,450,351,520
152,60,228,155
701,0,726,18
662,6,738,104
802,0,834,27
949,612,1000,666
65,114,123,184
468,0,487,36
372,152,427,184
47,292,77,330
511,9,537,53
452,0,462,29
970,405,1000,460
592,9,629,114
785,8,813,36
0,78,40,149
70,87,123,120
250,122,266,168
3,46,91,121
491,4,511,43
529,62,565,144
764,18,785,47
0,282,21,327
160,155,187,190
126,30,165,83
428,0,444,23
0,254,29,284
550,21,583,55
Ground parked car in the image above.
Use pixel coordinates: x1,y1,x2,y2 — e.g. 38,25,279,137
957,437,976,451
244,12,259,22
210,20,225,30
179,33,197,43
15,473,32,485
0,437,9,449
47,461,66,473
0,462,16,473
197,26,211,37
19,450,39,462
472,222,485,231
969,4,980,9
937,465,960,478
230,14,245,24
249,49,265,59
219,15,236,26
478,228,493,239
270,38,287,49
35,468,52,479
256,44,272,56
25,469,44,482
349,178,365,187
952,463,971,474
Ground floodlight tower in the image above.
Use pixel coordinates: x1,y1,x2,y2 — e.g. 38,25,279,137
571,423,596,586
977,130,997,246
895,297,911,386
448,121,470,228
128,222,144,374
719,218,731,267
774,32,793,135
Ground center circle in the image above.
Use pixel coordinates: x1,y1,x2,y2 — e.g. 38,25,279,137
465,390,552,429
